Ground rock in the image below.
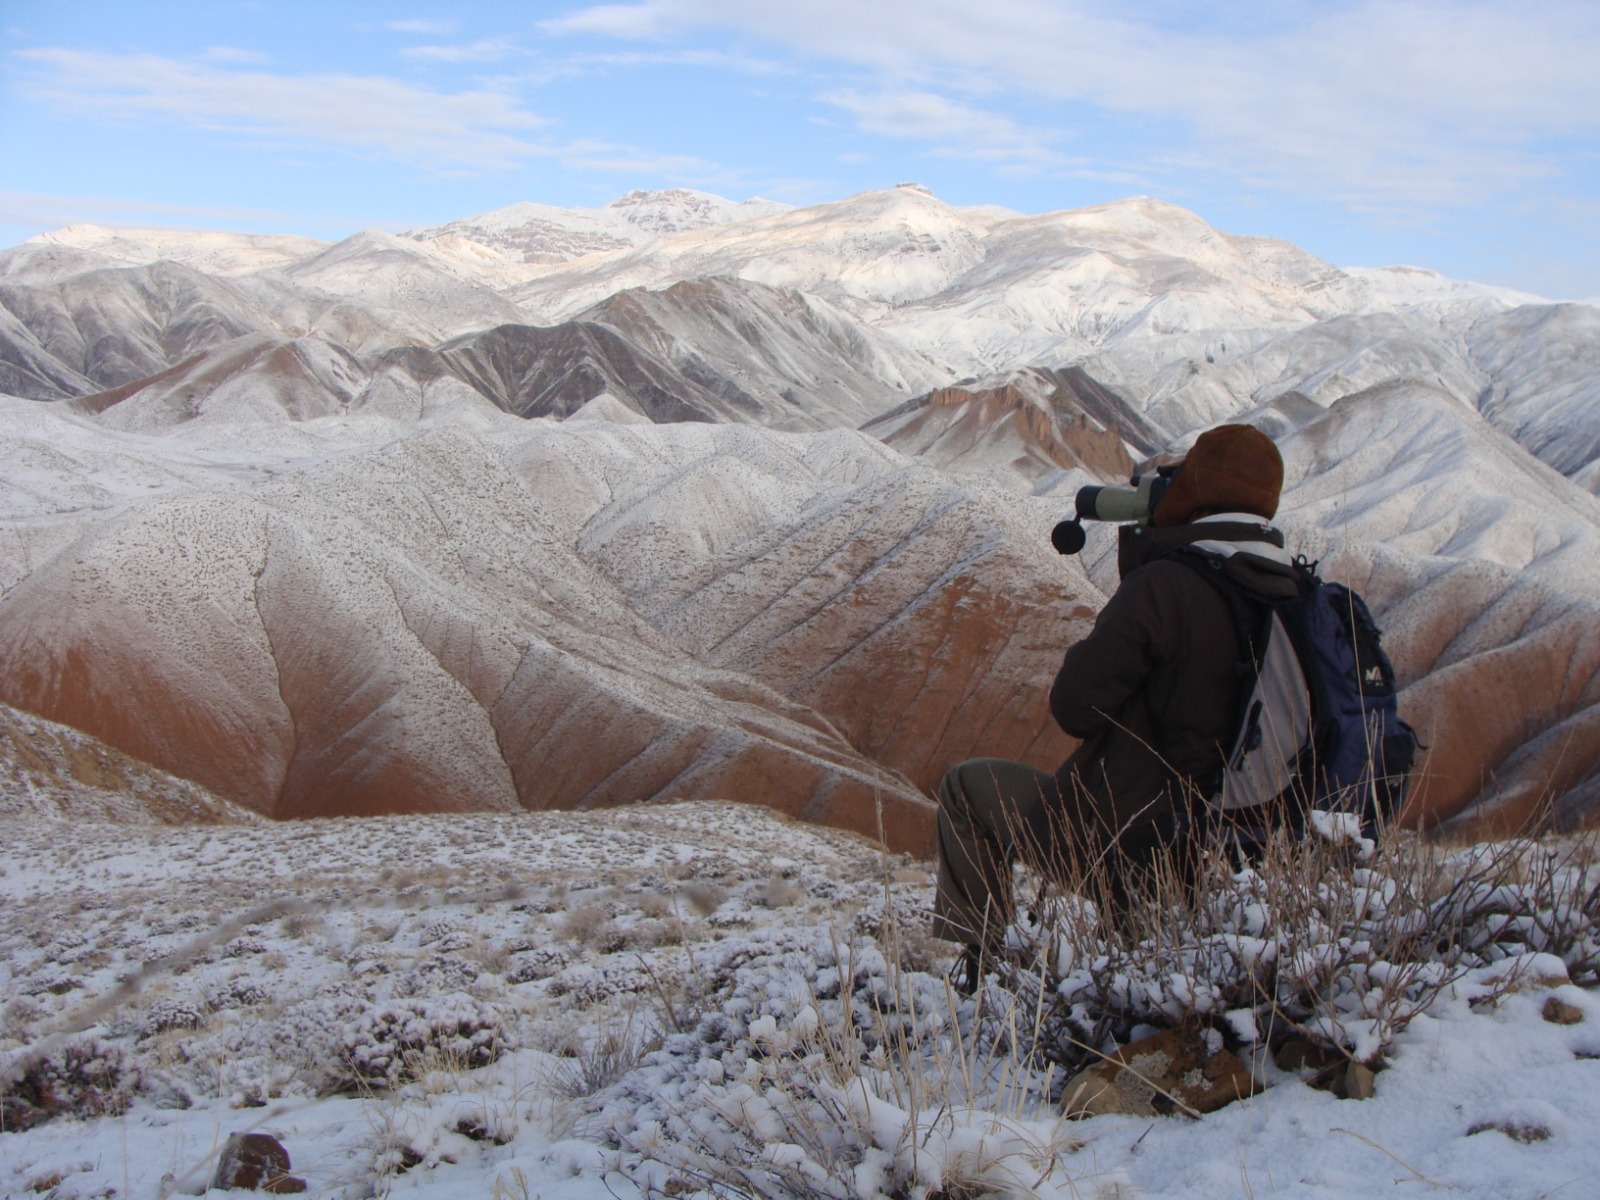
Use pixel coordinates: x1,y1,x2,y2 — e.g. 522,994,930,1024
1341,1062,1378,1100
211,1133,306,1194
1308,1058,1380,1100
1061,1023,1256,1118
1543,996,1585,1026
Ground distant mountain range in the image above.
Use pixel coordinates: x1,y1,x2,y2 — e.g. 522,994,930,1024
1,185,1597,843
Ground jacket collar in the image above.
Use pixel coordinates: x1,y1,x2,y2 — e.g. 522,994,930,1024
1117,517,1284,578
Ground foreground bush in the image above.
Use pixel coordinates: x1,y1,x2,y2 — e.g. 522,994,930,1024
593,823,1600,1199
992,819,1600,1072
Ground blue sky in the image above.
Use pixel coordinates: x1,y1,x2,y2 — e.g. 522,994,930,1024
3,1,1598,297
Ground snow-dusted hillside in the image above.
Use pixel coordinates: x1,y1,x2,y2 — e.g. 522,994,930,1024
0,700,253,824
19,223,328,277
2,183,1600,835
4,185,1598,480
0,390,1111,850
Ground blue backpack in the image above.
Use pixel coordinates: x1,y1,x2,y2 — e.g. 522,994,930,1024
1179,555,1419,846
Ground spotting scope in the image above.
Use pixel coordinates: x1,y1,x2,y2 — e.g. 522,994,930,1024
1050,469,1176,556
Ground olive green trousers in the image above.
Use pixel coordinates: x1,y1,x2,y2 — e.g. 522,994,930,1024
929,758,1056,946
930,757,1188,946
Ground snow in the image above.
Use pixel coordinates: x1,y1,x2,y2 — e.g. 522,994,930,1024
4,805,1600,1200
1345,265,1546,311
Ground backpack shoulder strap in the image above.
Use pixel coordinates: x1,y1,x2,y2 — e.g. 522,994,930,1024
1166,548,1273,667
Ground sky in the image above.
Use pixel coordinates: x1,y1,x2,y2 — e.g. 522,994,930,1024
2,0,1598,298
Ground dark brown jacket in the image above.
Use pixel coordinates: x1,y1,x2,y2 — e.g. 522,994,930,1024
1046,517,1302,848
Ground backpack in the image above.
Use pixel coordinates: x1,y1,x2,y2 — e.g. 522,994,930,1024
1177,553,1419,846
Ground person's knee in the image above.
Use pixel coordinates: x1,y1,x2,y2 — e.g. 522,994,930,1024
938,758,992,813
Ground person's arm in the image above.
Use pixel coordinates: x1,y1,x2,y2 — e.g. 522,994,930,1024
1049,566,1178,737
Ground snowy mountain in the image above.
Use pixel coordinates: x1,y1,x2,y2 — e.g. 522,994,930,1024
864,366,1165,486
18,222,327,277
4,185,1597,479
1,392,1106,851
406,188,791,265
1,185,1599,838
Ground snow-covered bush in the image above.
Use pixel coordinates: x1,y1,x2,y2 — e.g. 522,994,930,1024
1433,838,1600,982
506,946,569,984
1,1037,134,1131
602,927,1080,1200
206,977,271,1011
340,993,514,1089
991,823,1600,1071
394,955,480,997
141,996,207,1036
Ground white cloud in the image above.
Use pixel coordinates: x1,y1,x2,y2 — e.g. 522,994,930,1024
563,149,716,173
7,47,794,199
572,47,790,74
540,3,683,38
544,0,1600,209
15,49,551,172
201,47,271,65
400,39,520,63
821,89,1062,168
385,19,457,35
0,189,287,228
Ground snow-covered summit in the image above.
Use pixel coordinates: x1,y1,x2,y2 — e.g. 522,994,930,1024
23,223,328,277
1346,264,1546,311
405,188,790,266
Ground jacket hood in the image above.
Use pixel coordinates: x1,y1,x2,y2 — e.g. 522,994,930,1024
1152,424,1284,527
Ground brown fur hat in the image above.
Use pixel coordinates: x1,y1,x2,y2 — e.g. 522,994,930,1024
1153,424,1283,527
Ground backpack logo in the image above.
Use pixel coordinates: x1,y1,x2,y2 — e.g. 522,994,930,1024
1363,665,1384,687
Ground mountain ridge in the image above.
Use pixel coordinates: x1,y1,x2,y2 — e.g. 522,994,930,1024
3,185,1600,837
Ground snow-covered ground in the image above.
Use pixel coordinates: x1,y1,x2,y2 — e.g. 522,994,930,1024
4,803,1599,1200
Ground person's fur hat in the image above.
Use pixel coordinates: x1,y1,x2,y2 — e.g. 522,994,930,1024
1153,424,1283,527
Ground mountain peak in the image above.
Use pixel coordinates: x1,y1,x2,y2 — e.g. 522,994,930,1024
28,223,113,244
606,187,726,209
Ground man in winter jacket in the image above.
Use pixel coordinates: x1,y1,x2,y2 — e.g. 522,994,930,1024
931,424,1302,956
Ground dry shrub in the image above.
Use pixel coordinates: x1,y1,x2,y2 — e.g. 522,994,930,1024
563,904,612,945
3,996,46,1039
987,816,1600,1073
606,925,1080,1200
468,936,512,976
760,877,804,908
1,1037,134,1132
549,1007,662,1101
339,994,514,1090
639,892,674,919
683,882,725,916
